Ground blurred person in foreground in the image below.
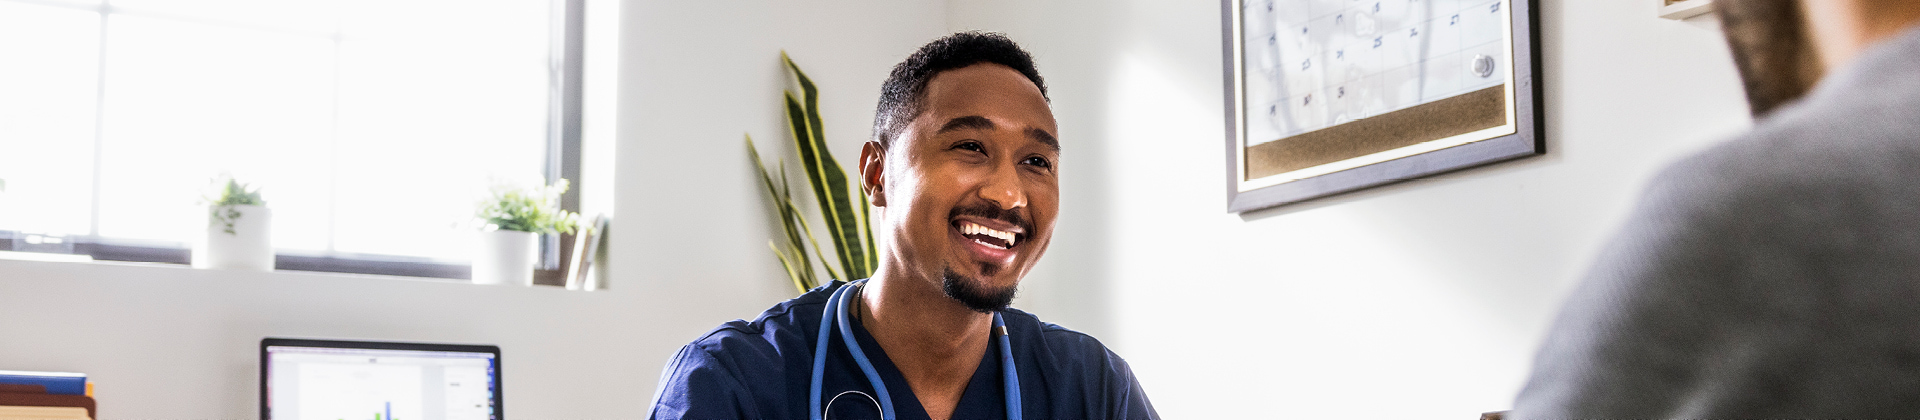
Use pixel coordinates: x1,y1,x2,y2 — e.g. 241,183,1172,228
1511,0,1920,417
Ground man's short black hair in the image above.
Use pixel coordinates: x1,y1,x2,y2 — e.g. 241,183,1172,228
871,31,1048,148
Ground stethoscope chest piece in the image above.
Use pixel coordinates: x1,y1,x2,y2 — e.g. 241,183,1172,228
823,390,885,420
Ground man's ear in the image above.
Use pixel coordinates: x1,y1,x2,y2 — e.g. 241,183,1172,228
859,141,886,207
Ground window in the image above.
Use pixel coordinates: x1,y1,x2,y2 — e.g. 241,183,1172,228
0,0,592,278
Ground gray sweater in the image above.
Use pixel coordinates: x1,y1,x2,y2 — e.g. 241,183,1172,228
1510,27,1920,418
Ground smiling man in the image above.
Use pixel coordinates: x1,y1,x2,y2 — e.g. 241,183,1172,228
649,32,1158,420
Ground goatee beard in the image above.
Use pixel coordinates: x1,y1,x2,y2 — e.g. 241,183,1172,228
942,265,1017,313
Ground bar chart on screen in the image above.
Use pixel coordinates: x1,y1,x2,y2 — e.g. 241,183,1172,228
364,402,397,420
296,363,425,420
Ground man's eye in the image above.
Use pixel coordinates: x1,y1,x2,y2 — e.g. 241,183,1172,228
953,141,985,153
1024,156,1052,170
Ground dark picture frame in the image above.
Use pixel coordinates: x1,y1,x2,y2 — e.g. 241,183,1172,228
1222,0,1543,212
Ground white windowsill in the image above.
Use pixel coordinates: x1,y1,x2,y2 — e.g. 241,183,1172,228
0,254,530,288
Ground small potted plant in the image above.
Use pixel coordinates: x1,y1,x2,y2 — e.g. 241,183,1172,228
196,175,273,271
472,179,579,285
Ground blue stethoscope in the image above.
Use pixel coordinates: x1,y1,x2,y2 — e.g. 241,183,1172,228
810,280,1023,420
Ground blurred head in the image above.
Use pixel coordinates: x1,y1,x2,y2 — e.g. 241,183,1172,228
860,32,1058,313
1717,0,1920,116
1714,0,1822,116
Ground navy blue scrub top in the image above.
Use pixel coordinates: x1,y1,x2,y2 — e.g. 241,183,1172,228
649,281,1158,420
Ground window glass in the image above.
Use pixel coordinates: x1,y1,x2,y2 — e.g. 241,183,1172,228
0,0,555,262
109,0,341,34
96,14,336,247
333,0,550,259
0,3,101,236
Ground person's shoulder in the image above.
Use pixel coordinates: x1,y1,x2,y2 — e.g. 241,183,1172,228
1001,308,1159,418
1661,54,1920,203
1001,308,1100,344
1642,83,1920,232
680,282,838,359
1000,308,1132,370
652,283,839,417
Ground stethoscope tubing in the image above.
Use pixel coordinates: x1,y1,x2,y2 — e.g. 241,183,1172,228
809,281,843,419
834,279,897,418
995,313,1022,418
809,280,1023,420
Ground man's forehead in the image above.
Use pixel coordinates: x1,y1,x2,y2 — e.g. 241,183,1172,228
908,65,1058,150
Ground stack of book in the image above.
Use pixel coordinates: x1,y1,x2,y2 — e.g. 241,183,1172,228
565,214,610,291
0,370,93,420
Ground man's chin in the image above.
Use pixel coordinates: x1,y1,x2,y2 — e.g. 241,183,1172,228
942,265,1017,313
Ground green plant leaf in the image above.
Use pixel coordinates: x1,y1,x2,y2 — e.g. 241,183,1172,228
783,54,871,281
770,241,808,294
751,135,824,292
206,176,266,207
750,136,803,290
476,179,579,234
776,163,824,291
782,92,849,279
789,188,842,285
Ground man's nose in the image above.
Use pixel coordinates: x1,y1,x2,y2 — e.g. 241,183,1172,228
978,159,1027,210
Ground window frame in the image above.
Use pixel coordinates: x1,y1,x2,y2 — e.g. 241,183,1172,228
0,0,589,281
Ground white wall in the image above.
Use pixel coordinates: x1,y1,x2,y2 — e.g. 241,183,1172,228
952,0,1752,418
2,0,1758,418
0,1,945,417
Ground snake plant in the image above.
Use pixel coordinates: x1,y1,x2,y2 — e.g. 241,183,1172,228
749,52,879,294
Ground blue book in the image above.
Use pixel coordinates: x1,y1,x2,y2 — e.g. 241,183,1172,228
0,370,86,395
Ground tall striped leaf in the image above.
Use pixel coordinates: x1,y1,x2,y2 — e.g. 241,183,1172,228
769,242,807,294
749,53,881,294
749,135,824,292
784,166,844,284
782,53,872,280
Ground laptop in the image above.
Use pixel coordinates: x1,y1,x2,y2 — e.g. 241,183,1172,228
261,338,503,420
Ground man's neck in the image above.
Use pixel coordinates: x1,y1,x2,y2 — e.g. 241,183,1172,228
859,268,994,420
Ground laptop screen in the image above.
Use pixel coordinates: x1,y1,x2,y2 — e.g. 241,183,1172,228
262,338,502,420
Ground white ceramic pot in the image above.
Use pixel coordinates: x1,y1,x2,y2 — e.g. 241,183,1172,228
195,204,274,271
473,230,537,285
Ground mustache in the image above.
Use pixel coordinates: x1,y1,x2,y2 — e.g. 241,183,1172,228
949,202,1032,236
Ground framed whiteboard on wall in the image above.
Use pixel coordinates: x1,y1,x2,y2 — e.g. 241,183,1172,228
1222,0,1544,213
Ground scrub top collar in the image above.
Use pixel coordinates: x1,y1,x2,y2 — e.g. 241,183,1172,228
822,282,1016,420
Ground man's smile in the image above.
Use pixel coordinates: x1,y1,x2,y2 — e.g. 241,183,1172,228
951,216,1026,267
957,219,1020,249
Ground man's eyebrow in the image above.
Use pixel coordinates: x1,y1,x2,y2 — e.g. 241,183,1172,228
935,115,1060,151
935,116,996,134
1027,127,1059,152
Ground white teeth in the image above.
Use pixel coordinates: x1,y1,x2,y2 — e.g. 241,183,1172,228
959,221,1019,247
